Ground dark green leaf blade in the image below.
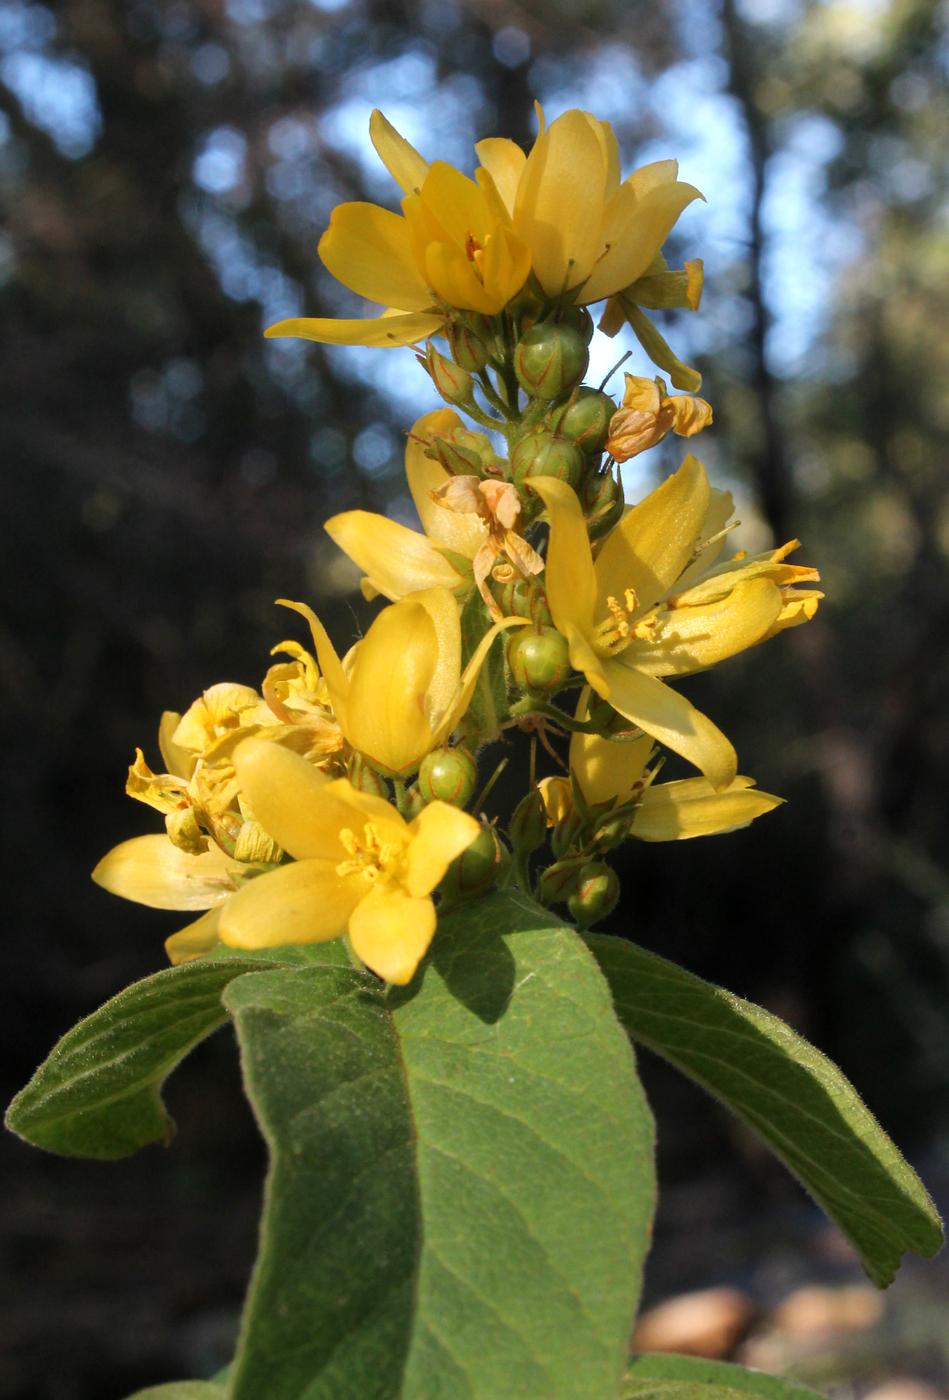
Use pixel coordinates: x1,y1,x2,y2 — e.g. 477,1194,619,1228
224,964,419,1400
123,1383,226,1400
5,940,350,1159
625,1353,824,1398
226,893,655,1399
393,893,655,1399
588,933,943,1287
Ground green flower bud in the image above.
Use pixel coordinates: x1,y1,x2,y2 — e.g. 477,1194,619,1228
583,470,625,541
507,627,571,693
496,576,553,626
441,822,509,901
422,345,475,407
550,810,586,860
418,746,477,807
510,428,584,489
553,305,595,344
593,808,633,851
447,320,490,372
566,861,620,928
509,789,548,856
551,388,617,456
425,435,483,476
507,285,546,334
514,323,590,400
348,754,389,797
537,857,585,906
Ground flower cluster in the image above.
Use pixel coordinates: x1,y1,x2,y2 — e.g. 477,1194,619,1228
94,108,821,984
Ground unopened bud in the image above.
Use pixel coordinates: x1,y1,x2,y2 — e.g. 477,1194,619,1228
593,809,633,851
425,435,483,477
551,388,617,456
538,776,573,827
423,345,475,406
447,320,490,372
537,857,585,906
583,471,625,541
510,789,548,855
418,746,477,807
441,822,509,901
515,323,589,400
553,305,595,344
511,428,584,489
496,576,553,626
566,861,620,927
507,627,571,693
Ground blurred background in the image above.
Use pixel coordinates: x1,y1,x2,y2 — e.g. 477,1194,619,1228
2,0,947,1396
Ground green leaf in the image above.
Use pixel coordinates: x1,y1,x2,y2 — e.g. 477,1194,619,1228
123,1383,226,1400
588,933,944,1287
625,1353,824,1399
5,941,349,1159
459,589,508,744
226,892,654,1399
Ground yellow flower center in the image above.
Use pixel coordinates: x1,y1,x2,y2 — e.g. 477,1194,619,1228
593,590,659,654
336,822,403,883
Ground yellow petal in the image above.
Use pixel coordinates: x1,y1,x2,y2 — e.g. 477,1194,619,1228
347,886,436,985
370,109,428,193
264,312,444,347
234,739,354,861
158,711,192,777
325,510,463,600
668,393,713,437
526,477,597,641
601,660,737,790
626,159,679,199
569,729,654,807
621,303,702,391
477,223,531,310
410,587,462,734
629,578,783,677
759,590,822,640
276,598,348,719
92,835,238,911
631,777,782,841
318,202,432,311
420,161,491,249
474,137,526,214
346,599,438,774
582,180,703,303
321,778,408,841
405,801,480,898
425,239,499,315
675,487,736,589
406,411,488,557
219,859,363,949
514,109,610,295
595,455,710,618
165,906,223,965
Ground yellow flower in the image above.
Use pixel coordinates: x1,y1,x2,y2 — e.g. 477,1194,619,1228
217,740,479,984
569,712,782,840
279,586,526,777
531,458,821,789
599,254,706,392
605,373,712,462
265,111,530,348
325,409,489,602
92,832,246,966
478,107,702,304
